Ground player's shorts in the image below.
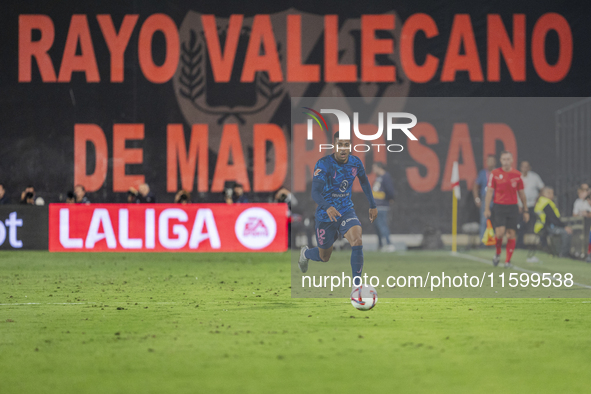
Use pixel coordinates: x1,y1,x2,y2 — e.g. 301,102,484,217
492,204,519,230
315,209,361,249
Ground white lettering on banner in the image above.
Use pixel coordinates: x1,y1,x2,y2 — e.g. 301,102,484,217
51,205,284,251
119,209,142,249
158,208,188,249
145,209,155,249
0,221,6,246
5,212,23,248
234,208,277,250
59,208,83,248
85,209,117,249
189,208,221,249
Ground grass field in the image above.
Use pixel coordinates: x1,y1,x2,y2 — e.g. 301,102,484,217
1,250,591,393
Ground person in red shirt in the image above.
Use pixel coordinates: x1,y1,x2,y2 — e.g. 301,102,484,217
484,151,530,267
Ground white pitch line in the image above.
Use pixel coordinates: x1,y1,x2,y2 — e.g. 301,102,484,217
0,301,181,307
455,252,591,290
0,302,89,306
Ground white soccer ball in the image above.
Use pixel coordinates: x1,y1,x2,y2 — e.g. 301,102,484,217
351,285,378,311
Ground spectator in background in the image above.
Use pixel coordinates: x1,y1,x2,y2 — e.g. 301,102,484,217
74,185,90,204
129,183,156,203
534,187,572,258
65,191,76,203
517,161,545,248
473,155,496,241
21,191,35,205
0,184,9,204
175,189,191,204
127,190,137,203
231,183,248,203
274,187,296,206
274,187,297,248
572,186,591,263
372,162,396,252
573,186,591,218
20,186,35,204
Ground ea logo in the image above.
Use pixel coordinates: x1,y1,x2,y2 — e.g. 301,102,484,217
339,180,349,192
235,208,277,250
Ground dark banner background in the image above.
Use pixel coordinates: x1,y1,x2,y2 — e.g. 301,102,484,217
0,206,48,250
1,0,590,233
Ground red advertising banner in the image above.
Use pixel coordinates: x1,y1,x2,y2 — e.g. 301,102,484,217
49,203,287,252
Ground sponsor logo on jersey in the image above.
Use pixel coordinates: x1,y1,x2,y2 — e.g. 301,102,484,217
341,217,358,227
339,180,349,192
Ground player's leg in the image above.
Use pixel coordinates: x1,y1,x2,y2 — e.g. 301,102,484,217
493,225,505,266
318,246,333,262
493,215,506,266
492,205,507,266
505,228,516,266
343,225,364,286
586,231,591,263
299,221,337,273
504,205,519,266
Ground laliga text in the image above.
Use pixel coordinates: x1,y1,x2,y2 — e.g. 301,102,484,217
301,272,575,292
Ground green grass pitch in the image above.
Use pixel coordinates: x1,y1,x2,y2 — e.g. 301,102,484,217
1,250,591,393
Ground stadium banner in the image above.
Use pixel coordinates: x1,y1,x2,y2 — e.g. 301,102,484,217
0,205,49,250
1,1,590,233
48,203,287,252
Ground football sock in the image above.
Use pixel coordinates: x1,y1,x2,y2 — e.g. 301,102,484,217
506,239,516,262
304,247,323,261
495,238,503,255
588,237,591,254
351,245,364,285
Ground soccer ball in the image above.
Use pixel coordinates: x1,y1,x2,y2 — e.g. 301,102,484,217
351,285,378,311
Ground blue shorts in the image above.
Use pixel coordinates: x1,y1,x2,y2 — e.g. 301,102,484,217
315,209,361,249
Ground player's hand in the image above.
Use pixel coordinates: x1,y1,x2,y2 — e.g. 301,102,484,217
523,211,530,223
484,208,491,219
369,208,378,223
326,207,341,222
565,226,573,235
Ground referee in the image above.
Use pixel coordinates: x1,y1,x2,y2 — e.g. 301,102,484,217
484,151,530,267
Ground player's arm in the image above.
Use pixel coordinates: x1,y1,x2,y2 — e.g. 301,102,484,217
472,174,481,208
484,174,494,219
518,189,530,223
311,179,340,222
358,173,378,223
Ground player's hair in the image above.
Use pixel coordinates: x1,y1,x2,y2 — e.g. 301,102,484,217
333,131,350,142
500,150,512,157
541,186,554,194
74,184,85,191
